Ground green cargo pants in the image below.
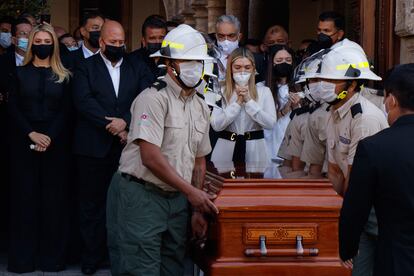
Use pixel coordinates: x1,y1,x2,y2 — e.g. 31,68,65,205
107,171,189,276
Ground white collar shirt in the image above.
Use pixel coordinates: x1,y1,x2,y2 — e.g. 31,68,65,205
82,44,99,59
15,52,24,66
100,52,123,97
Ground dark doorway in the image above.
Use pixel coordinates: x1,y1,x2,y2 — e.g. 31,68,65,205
79,0,121,23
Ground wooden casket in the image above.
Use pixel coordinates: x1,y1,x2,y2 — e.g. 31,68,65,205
193,162,351,276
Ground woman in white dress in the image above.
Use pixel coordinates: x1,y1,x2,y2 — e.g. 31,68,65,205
210,48,276,170
263,46,297,162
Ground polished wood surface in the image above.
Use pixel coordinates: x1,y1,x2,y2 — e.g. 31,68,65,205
193,162,351,276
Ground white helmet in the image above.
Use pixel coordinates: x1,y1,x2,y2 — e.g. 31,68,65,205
150,24,213,61
294,49,327,84
307,45,381,81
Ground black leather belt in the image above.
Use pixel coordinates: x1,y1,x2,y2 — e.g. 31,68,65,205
218,130,264,162
121,173,180,198
218,130,264,141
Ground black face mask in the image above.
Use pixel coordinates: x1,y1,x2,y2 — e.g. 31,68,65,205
273,62,293,78
317,33,333,49
32,44,54,60
88,31,101,48
103,44,125,62
146,42,162,55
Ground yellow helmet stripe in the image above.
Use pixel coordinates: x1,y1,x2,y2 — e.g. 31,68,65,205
161,40,184,49
336,62,369,71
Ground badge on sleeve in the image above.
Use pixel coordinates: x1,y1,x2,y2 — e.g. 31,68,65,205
138,113,151,126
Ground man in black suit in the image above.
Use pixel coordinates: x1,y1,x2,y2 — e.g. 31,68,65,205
128,15,166,80
68,12,104,71
72,20,152,275
0,17,32,251
339,64,414,276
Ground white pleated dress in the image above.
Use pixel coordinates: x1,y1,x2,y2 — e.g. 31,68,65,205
210,85,276,171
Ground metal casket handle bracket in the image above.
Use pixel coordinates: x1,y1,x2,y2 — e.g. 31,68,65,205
244,234,319,257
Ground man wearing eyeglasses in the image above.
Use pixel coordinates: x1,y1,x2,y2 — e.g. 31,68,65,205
215,15,242,83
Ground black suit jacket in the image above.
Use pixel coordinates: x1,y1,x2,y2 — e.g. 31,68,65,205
66,47,87,72
0,51,17,138
339,114,414,276
72,53,152,158
127,48,157,82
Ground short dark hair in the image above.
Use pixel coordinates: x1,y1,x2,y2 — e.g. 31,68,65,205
384,64,414,111
245,38,261,47
166,21,179,28
0,16,14,25
11,17,31,36
141,15,167,37
80,11,104,27
319,11,345,31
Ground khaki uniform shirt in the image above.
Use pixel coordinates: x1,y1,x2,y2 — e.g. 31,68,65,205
326,93,388,177
118,74,212,191
300,103,331,165
278,110,309,160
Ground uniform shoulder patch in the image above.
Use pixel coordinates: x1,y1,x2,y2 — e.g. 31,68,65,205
351,103,363,118
196,92,205,100
151,80,167,91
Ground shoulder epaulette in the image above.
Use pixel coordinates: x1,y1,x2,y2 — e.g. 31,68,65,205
351,103,363,118
196,92,205,100
151,80,167,91
290,105,310,120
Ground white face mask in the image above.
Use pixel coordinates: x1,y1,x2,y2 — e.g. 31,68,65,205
233,72,251,86
309,81,338,104
218,39,239,56
177,61,204,88
0,32,12,48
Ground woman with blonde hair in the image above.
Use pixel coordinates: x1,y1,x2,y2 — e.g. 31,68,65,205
7,24,72,273
210,47,276,168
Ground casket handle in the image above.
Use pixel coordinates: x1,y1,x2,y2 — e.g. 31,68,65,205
244,235,319,257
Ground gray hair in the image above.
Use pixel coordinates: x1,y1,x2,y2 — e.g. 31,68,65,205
216,15,241,33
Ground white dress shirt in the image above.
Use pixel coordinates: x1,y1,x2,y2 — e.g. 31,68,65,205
210,85,276,166
100,52,123,97
82,44,99,59
15,52,24,66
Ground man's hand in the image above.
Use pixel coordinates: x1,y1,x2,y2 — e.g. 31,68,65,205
29,131,51,148
187,187,218,215
340,259,353,269
105,117,126,135
192,211,208,239
288,92,302,109
118,130,128,144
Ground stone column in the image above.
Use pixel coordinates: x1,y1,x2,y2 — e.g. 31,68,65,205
395,0,414,63
207,0,226,33
192,0,208,33
182,0,196,27
225,0,249,39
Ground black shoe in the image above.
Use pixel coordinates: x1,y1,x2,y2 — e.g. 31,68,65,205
81,264,97,275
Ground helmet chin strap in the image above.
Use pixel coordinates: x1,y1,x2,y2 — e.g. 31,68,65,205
171,62,203,90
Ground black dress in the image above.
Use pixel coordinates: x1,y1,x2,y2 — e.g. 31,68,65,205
7,63,72,273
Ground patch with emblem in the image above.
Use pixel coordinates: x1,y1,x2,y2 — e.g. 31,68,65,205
137,113,151,126
339,135,351,145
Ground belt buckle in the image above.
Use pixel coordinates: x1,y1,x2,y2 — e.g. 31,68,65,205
245,132,251,140
230,132,236,141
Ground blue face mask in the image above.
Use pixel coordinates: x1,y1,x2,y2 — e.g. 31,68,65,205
17,38,29,52
67,45,80,52
0,32,12,48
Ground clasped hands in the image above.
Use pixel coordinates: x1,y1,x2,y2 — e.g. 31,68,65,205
29,132,51,152
235,85,251,105
105,116,128,144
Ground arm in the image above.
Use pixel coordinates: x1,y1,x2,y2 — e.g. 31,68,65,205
244,87,276,129
72,63,110,129
210,102,242,131
138,140,217,214
45,81,72,140
339,141,376,262
7,76,33,136
328,162,345,195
